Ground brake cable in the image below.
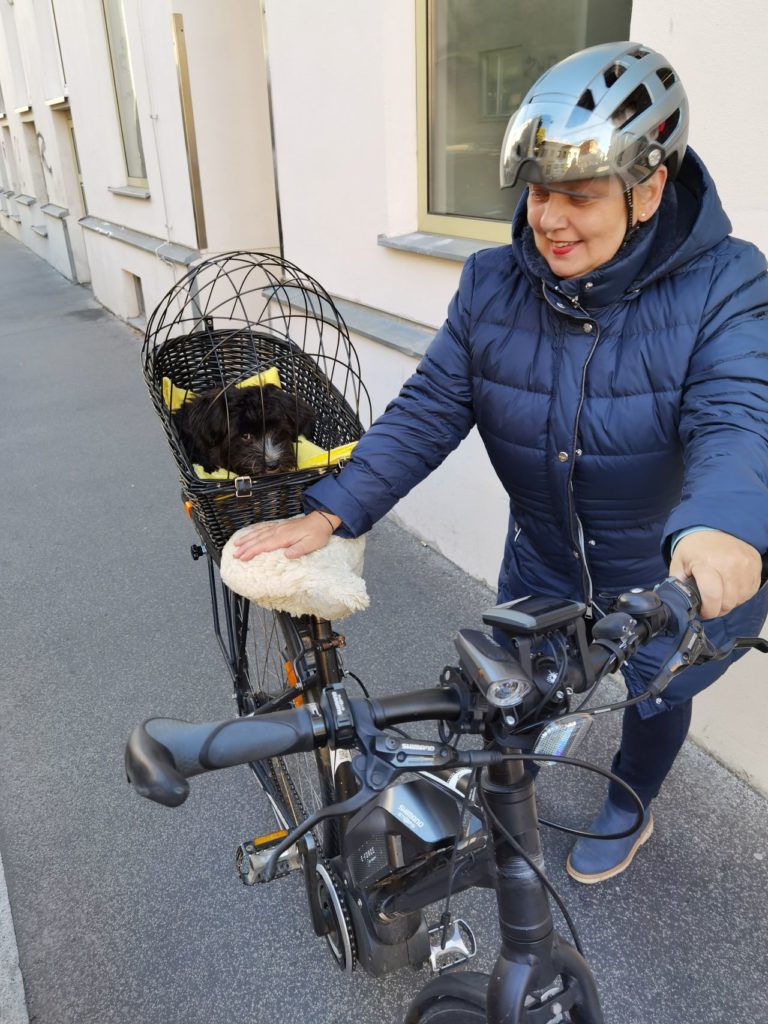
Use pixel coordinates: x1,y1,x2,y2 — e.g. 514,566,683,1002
478,784,586,956
437,767,480,949
515,633,568,727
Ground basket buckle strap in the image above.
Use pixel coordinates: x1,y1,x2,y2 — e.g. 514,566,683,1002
234,476,253,498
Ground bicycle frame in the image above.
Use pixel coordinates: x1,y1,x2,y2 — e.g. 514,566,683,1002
199,544,605,1004
127,573,768,1023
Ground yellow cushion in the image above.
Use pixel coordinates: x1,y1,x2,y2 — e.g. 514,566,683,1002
192,465,238,480
296,439,358,469
192,437,358,480
162,366,282,412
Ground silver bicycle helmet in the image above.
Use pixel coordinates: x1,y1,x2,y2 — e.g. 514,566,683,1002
500,42,689,191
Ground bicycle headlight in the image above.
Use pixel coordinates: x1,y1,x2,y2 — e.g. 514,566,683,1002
486,678,532,708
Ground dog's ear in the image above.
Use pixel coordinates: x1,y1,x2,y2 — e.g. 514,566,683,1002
271,388,316,437
177,388,233,469
293,395,316,437
189,390,233,446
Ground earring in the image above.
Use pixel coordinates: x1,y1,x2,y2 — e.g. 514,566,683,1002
639,212,647,220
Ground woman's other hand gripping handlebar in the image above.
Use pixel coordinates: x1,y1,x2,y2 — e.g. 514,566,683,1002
669,529,763,619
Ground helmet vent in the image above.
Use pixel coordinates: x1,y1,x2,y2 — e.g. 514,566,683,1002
656,107,680,144
612,84,652,128
656,66,677,90
627,47,649,60
576,89,595,111
604,61,627,87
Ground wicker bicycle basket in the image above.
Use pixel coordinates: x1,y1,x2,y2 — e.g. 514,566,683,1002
142,252,371,557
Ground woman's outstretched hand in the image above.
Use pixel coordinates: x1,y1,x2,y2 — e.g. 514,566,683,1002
669,529,762,619
232,510,342,562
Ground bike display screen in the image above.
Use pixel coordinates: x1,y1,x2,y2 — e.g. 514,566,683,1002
482,595,586,635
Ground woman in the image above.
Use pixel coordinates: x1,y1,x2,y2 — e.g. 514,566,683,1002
234,42,768,883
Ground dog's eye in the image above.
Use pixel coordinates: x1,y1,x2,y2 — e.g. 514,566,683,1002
240,433,253,442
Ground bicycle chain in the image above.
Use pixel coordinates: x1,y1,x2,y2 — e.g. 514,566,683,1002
268,753,358,972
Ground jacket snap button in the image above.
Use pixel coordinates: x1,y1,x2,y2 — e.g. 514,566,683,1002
557,451,569,462
588,539,596,547
582,322,594,333
585,281,594,289
575,448,583,456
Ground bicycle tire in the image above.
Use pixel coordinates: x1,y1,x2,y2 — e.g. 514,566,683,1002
411,1000,485,1023
406,972,585,1024
405,972,488,1024
235,602,340,856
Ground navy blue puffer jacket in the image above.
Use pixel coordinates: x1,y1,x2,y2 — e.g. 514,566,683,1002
306,151,768,713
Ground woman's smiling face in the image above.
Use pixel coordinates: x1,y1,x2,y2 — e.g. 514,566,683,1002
527,177,630,280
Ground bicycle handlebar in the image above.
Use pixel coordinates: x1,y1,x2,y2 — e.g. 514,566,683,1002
370,687,465,727
123,583,686,807
126,577,768,809
126,710,319,807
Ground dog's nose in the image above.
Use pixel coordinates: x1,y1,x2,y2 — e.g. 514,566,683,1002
261,434,287,473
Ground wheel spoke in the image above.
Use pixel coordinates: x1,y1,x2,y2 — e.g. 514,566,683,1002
234,603,338,856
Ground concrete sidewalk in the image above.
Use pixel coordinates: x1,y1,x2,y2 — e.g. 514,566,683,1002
0,858,27,1024
1,230,766,1024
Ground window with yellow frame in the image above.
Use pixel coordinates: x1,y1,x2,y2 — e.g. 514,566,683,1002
417,0,633,244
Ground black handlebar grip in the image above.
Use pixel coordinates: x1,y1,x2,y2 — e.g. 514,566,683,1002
125,719,195,807
125,709,318,807
680,575,702,613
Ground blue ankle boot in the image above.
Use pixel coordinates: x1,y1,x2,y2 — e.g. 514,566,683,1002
566,799,653,884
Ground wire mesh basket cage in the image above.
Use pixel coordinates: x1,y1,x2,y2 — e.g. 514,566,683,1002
142,251,371,557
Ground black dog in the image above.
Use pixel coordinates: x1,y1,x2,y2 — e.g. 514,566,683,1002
173,384,316,476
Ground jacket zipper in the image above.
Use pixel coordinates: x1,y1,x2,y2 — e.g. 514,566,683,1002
562,292,600,608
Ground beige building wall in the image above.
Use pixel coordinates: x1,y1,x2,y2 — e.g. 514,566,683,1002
0,0,90,281
0,0,280,320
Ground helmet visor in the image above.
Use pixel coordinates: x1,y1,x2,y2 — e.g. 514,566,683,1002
500,107,661,191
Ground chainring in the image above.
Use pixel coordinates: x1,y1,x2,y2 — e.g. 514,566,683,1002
314,860,357,974
265,747,357,974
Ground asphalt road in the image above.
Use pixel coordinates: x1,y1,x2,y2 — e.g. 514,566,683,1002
1,231,767,1024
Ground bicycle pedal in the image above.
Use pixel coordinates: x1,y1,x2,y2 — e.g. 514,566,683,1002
427,919,477,974
236,831,301,885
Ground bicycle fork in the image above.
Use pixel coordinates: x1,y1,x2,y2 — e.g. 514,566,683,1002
483,758,604,1024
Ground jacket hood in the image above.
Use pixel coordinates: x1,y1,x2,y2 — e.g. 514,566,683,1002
510,148,733,307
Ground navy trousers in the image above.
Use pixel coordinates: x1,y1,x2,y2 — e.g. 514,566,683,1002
608,701,693,811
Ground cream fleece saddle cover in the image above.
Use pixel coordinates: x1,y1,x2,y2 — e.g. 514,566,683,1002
220,520,369,620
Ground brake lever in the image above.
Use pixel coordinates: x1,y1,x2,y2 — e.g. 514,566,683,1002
264,726,463,881
264,782,376,880
647,577,768,697
263,746,463,880
728,636,768,654
264,718,495,880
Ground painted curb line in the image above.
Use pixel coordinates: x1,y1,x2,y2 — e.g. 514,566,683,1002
0,854,28,1024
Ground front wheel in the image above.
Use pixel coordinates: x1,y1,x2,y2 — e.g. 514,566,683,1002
405,971,585,1024
411,999,485,1023
405,972,488,1024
